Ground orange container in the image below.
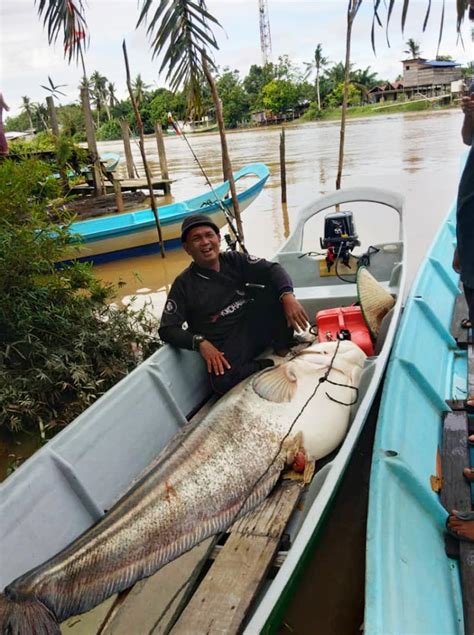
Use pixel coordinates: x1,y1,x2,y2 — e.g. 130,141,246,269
316,305,374,356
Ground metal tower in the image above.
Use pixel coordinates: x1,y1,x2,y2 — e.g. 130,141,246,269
258,0,272,66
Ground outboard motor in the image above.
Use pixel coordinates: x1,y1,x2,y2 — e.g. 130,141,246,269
320,210,360,271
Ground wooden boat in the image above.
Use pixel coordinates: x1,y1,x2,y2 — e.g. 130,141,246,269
364,191,470,633
1,187,405,634
65,162,270,263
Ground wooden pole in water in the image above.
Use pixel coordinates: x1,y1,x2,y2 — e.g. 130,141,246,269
121,120,136,179
80,87,105,196
122,40,165,258
155,122,171,195
280,127,287,204
202,56,245,248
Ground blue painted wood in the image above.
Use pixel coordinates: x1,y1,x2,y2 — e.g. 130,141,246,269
365,195,467,634
66,163,269,262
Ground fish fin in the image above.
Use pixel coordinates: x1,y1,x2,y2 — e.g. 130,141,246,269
0,594,60,635
252,363,298,402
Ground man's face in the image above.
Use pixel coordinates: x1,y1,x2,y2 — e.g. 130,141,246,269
183,225,221,268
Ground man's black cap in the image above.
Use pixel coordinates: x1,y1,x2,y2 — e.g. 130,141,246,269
181,214,220,242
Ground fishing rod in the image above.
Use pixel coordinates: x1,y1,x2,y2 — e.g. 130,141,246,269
167,113,247,254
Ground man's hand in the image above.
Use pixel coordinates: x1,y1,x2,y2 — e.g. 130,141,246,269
281,293,309,332
453,246,461,274
461,95,474,116
199,340,231,375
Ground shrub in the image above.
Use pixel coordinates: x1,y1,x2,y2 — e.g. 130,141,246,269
0,158,161,437
97,119,122,141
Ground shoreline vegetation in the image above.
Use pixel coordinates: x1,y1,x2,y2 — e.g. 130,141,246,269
0,157,162,477
7,55,470,142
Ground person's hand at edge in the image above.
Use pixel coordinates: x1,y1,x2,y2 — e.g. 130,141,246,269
199,340,231,375
281,293,309,332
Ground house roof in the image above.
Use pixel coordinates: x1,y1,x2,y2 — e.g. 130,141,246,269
420,60,460,67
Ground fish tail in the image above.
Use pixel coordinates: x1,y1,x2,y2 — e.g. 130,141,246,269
0,592,60,635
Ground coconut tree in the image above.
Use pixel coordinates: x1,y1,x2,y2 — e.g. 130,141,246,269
90,70,109,126
132,74,151,109
304,43,329,110
108,82,118,111
404,38,421,58
21,96,34,129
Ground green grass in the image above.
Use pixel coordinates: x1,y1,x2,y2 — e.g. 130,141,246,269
303,98,456,122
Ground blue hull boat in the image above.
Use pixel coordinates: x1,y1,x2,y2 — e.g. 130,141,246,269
364,190,466,632
65,163,269,263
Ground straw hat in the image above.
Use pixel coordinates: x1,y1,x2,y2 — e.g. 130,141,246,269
357,266,395,338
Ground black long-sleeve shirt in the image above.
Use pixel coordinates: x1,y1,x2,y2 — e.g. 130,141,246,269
159,251,293,349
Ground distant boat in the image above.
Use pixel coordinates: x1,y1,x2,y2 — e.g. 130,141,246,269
64,163,270,263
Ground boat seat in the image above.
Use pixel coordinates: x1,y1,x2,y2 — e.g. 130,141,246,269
295,281,395,304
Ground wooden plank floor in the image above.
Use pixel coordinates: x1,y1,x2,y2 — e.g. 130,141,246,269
441,410,474,633
171,480,302,635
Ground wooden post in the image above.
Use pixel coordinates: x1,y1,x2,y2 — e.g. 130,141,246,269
155,122,171,195
46,96,59,136
202,56,245,248
46,96,69,194
80,87,105,196
121,120,136,179
280,127,287,204
122,40,165,258
112,178,124,214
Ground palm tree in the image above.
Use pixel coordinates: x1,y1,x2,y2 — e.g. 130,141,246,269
304,44,329,110
132,74,151,109
404,38,421,58
90,70,108,126
21,96,34,129
108,82,118,112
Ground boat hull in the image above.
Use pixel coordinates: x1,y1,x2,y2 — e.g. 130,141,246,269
364,200,463,634
64,163,269,264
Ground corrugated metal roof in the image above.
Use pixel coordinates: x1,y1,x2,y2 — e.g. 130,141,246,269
421,60,460,67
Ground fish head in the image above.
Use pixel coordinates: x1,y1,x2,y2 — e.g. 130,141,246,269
252,340,366,404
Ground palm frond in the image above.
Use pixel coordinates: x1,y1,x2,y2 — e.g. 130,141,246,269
137,0,220,98
35,0,88,65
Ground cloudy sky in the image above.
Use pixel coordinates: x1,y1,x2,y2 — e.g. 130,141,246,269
1,0,472,118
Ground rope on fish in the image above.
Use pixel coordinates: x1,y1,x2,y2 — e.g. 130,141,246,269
218,338,354,536
321,377,359,407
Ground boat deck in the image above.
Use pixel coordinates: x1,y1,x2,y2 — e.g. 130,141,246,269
70,176,173,196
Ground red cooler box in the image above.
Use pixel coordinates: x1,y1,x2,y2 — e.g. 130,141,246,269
316,305,374,356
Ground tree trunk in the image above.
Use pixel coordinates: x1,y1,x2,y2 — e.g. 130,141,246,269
80,87,105,196
316,72,321,111
123,40,165,258
336,1,359,190
202,57,245,248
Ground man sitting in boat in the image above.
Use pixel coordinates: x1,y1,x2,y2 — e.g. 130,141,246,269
159,213,309,394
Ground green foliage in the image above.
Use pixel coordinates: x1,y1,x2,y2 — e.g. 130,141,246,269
4,112,31,132
261,79,299,113
97,118,122,141
326,82,362,108
0,158,161,437
216,69,249,128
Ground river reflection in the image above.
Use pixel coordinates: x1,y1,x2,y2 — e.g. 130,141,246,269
95,109,464,318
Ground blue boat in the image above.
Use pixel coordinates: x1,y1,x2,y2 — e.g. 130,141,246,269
65,163,269,263
365,181,466,632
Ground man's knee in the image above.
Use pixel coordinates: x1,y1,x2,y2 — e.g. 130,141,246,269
209,362,257,395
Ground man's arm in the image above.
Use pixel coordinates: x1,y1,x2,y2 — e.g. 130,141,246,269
461,95,474,146
238,252,309,331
